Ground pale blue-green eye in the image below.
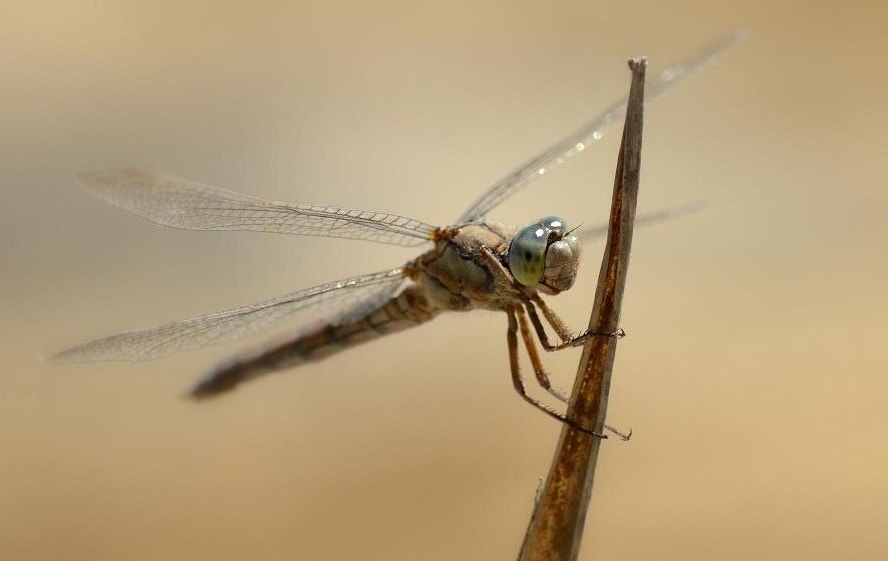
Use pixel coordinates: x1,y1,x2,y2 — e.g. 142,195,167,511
508,224,548,286
540,215,570,235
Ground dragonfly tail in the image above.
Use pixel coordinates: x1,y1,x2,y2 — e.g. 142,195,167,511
189,285,437,399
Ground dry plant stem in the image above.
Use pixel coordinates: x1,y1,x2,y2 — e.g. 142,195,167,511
518,58,646,561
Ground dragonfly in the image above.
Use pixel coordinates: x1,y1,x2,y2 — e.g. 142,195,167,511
52,34,743,436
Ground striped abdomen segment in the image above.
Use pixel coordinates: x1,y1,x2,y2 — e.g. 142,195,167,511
190,285,436,398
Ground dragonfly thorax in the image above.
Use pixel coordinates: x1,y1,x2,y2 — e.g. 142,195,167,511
507,216,581,295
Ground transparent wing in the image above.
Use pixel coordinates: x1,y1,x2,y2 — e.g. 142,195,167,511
456,31,747,224
576,202,706,241
51,268,407,362
79,170,436,247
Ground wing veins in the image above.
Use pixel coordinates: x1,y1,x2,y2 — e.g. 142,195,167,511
51,268,407,362
79,170,436,246
456,31,747,223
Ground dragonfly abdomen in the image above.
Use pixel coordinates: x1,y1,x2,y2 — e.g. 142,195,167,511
190,284,436,398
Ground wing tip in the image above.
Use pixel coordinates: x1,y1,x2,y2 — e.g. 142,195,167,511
46,340,149,364
44,348,82,364
46,345,100,363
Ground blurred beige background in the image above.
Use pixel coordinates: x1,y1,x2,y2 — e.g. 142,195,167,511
3,1,887,560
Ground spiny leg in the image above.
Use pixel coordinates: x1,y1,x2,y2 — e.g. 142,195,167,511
506,307,606,439
517,305,632,441
478,245,618,350
515,307,555,392
524,300,581,351
529,294,574,344
481,247,626,439
528,294,625,351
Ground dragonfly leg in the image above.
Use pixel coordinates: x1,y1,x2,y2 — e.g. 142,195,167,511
517,306,632,441
506,307,606,439
515,306,562,396
479,246,526,301
528,295,574,343
527,295,625,350
477,245,619,350
523,301,578,351
604,425,633,441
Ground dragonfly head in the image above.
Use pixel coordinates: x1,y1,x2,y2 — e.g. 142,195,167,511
507,216,581,295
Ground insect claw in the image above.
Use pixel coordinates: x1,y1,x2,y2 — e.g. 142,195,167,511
604,423,632,441
568,326,625,347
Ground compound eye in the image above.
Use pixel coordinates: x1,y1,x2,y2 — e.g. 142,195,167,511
508,224,548,286
539,215,569,237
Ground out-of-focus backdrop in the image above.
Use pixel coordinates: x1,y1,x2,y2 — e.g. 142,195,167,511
3,1,886,560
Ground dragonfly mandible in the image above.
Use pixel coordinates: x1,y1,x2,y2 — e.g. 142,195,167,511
52,35,742,435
